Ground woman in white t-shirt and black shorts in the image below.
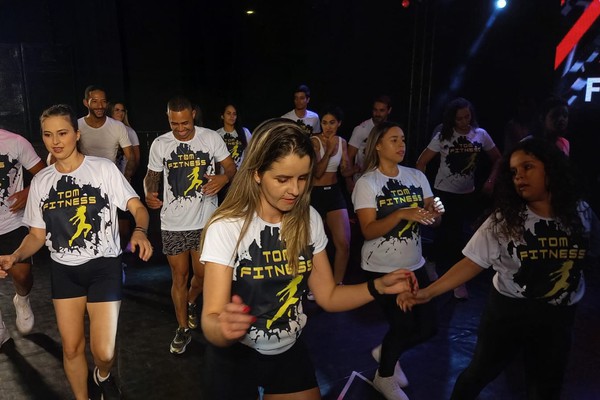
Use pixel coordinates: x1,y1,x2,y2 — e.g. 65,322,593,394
199,118,418,399
352,121,445,400
0,104,152,400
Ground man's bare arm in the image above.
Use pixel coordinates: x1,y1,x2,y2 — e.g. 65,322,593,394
144,169,163,209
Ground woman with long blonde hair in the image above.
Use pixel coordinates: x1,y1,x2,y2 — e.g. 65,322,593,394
200,118,418,399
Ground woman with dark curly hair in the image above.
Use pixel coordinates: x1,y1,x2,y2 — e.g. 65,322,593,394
401,138,599,399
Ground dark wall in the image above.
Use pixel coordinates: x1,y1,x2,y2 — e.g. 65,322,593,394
1,0,556,152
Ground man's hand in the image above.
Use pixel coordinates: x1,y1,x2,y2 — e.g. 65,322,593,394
8,188,30,212
145,192,163,209
202,174,229,196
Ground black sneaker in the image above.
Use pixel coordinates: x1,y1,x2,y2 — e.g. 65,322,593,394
93,367,122,400
187,302,198,329
169,327,191,354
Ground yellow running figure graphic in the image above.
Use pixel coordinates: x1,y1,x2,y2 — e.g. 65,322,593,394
545,260,574,298
397,202,418,238
230,142,240,160
69,205,92,246
184,166,204,196
267,275,303,329
460,153,478,174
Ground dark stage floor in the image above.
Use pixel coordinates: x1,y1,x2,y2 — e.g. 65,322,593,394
1,225,599,400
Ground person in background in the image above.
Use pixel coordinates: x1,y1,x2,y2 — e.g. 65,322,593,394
416,97,502,299
144,96,236,354
200,118,418,399
108,101,141,255
353,121,444,400
502,95,537,154
530,96,570,156
78,85,135,180
216,103,252,203
0,129,45,346
400,138,599,400
310,106,353,288
0,104,152,400
108,101,140,177
281,84,321,135
347,95,393,192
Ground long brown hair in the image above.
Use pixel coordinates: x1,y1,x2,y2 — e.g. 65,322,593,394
200,118,316,274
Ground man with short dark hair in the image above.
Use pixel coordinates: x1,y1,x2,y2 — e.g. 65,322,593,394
347,95,392,190
78,85,135,180
281,84,321,135
144,96,236,354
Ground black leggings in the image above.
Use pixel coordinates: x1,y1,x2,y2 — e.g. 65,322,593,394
451,289,576,400
367,267,437,376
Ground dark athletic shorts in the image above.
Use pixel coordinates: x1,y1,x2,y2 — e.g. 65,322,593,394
310,183,347,218
161,229,202,256
0,226,29,259
51,256,123,302
203,339,318,399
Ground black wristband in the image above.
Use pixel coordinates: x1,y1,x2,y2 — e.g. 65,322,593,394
367,279,383,299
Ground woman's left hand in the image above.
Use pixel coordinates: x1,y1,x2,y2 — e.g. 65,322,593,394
377,269,419,296
130,231,153,261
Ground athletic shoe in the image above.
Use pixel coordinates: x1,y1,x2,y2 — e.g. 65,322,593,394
371,345,409,387
0,320,10,348
306,291,315,301
453,284,469,300
187,302,198,330
13,294,34,334
169,327,191,354
93,367,122,400
373,370,410,400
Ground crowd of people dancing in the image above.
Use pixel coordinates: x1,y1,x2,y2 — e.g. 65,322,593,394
0,83,597,400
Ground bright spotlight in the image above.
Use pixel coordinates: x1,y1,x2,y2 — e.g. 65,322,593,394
495,0,507,9
246,9,255,15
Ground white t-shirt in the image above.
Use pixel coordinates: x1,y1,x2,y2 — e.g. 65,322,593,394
348,118,375,181
352,166,433,273
78,117,131,164
281,110,321,134
23,156,138,266
117,125,140,174
147,127,230,231
464,203,597,306
427,128,496,193
0,130,42,235
216,127,252,170
200,207,328,355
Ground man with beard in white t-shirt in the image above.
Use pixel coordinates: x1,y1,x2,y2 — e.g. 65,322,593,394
77,85,135,181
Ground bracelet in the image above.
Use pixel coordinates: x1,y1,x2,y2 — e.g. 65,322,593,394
367,279,384,299
134,227,148,235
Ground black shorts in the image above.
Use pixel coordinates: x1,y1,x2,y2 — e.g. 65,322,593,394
0,226,29,259
203,339,318,399
50,256,123,302
161,229,202,256
310,183,347,218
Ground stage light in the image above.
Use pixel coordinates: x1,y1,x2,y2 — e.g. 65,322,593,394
246,9,255,15
495,0,507,9
402,0,410,8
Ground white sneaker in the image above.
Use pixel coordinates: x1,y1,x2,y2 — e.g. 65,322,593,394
373,370,410,400
371,344,409,387
13,294,34,334
453,284,469,300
